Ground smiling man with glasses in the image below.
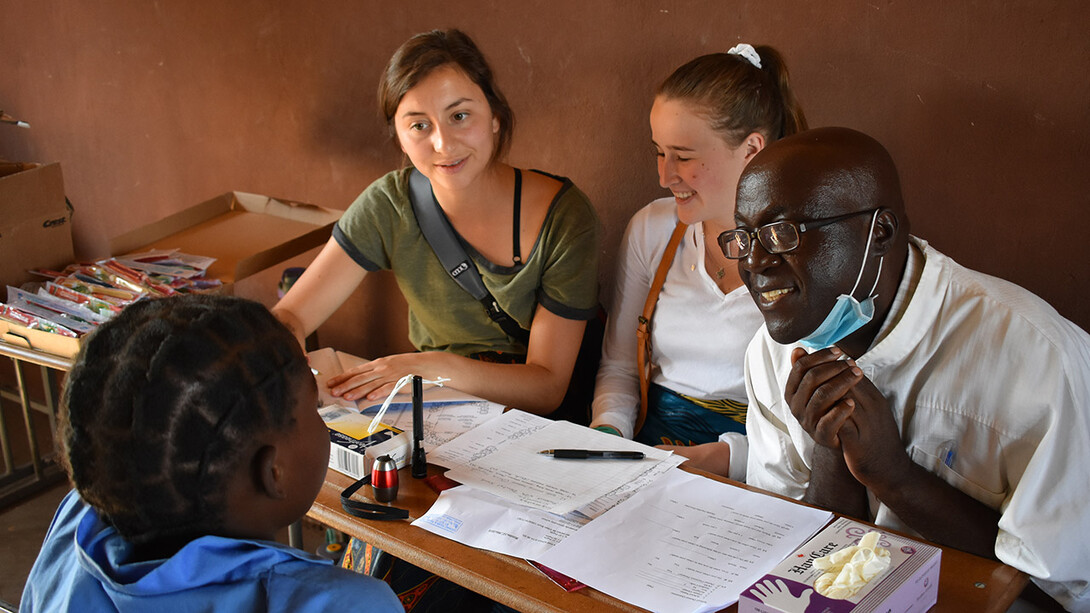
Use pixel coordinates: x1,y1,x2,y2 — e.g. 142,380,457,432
734,127,1090,612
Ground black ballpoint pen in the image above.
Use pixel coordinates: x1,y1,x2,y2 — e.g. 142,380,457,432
538,449,645,460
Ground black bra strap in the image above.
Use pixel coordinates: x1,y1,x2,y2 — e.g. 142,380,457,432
512,168,522,265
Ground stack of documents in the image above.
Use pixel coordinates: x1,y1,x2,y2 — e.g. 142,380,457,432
430,410,681,515
307,356,834,613
414,410,683,559
414,409,833,613
537,469,832,613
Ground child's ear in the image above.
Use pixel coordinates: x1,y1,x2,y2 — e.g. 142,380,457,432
255,445,287,499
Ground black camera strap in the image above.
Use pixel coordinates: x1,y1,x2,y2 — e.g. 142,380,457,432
408,168,531,346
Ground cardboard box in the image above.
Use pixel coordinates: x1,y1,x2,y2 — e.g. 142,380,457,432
739,517,941,613
320,404,410,480
0,162,73,290
0,318,83,360
1,190,340,360
109,191,341,288
0,161,80,358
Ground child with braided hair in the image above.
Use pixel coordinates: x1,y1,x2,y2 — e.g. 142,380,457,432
21,294,401,612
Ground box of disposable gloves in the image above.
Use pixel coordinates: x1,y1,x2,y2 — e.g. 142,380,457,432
739,517,941,613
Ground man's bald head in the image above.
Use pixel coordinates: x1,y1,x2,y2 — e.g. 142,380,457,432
737,126,907,223
733,127,910,356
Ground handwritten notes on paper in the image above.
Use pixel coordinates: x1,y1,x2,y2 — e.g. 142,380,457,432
433,410,679,515
362,400,500,448
429,407,550,468
416,405,832,613
416,410,684,560
536,469,833,613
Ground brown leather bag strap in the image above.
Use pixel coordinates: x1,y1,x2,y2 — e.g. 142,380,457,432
635,220,687,435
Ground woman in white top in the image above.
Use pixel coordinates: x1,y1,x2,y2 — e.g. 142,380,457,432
590,44,806,479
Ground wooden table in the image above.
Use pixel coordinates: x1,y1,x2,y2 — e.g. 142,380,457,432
308,464,1028,613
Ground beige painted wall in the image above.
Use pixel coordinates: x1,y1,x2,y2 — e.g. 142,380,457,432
3,1,1088,356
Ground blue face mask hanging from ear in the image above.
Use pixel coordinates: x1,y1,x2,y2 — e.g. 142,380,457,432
798,210,884,351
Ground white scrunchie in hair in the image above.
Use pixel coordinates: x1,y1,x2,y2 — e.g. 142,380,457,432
727,43,762,69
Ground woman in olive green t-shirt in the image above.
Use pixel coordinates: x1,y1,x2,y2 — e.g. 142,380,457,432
273,29,599,416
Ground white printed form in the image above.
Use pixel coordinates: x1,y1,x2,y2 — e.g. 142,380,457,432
411,458,685,559
429,408,553,469
536,468,833,613
433,410,675,515
412,486,588,559
416,411,684,559
367,398,502,448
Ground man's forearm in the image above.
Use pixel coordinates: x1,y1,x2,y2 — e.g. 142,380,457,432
804,444,870,518
869,461,1001,560
808,444,1001,559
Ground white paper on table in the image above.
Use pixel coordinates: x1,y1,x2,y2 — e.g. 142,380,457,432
574,452,686,520
412,485,589,559
307,348,503,447
366,398,503,448
414,437,683,559
413,456,683,559
440,411,674,515
536,468,833,613
429,408,552,469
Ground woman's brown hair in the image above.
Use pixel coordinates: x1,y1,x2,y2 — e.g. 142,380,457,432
657,45,807,146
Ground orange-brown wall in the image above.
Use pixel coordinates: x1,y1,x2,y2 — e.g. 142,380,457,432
3,1,1088,355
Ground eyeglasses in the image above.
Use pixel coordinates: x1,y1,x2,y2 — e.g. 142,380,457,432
718,208,880,259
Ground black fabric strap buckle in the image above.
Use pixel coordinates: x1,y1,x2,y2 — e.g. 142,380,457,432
340,474,409,521
485,298,505,320
483,298,530,344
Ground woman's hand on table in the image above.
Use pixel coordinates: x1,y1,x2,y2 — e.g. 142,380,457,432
326,351,453,402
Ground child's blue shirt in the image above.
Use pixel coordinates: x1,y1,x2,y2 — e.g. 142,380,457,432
21,490,402,612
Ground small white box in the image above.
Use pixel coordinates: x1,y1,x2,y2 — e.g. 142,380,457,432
739,517,941,613
320,405,409,480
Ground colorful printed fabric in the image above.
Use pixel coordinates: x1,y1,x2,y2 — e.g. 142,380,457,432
635,383,746,446
341,539,491,612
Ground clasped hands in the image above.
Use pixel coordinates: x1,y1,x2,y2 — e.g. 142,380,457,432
785,347,912,490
